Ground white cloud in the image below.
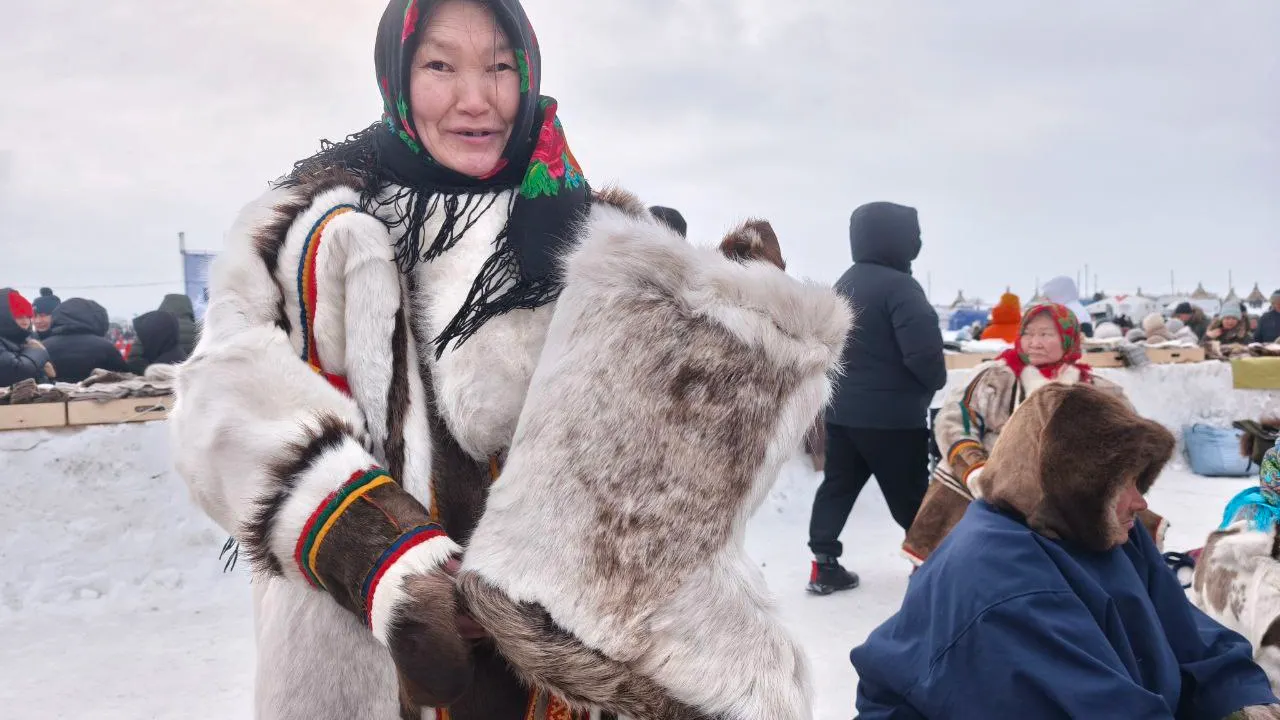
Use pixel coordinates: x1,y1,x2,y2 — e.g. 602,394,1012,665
1,0,1276,316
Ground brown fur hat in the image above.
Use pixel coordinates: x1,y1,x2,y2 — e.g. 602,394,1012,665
976,383,1175,551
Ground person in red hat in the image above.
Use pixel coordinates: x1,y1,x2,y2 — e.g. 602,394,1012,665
0,288,55,387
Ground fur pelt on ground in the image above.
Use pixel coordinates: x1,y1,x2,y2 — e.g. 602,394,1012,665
458,197,851,720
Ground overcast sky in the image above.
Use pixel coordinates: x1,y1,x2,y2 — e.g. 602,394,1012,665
2,0,1277,318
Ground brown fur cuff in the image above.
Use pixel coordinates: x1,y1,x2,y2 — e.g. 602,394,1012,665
303,472,473,708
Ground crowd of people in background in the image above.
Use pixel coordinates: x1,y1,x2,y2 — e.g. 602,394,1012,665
0,286,197,388
811,206,1280,714
963,286,1280,354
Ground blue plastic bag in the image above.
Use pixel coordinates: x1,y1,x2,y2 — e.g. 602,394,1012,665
1183,424,1257,477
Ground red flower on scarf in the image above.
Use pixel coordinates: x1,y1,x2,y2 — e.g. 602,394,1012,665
401,0,420,44
529,103,567,178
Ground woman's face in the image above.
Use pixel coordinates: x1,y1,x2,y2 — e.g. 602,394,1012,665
410,0,521,177
1021,313,1066,366
1221,316,1240,331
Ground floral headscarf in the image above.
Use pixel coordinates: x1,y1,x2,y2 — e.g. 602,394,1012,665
287,0,591,358
1220,441,1280,532
997,303,1092,381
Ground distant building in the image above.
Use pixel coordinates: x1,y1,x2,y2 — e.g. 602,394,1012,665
1247,283,1269,309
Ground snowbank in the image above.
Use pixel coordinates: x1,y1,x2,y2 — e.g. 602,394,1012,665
0,423,233,619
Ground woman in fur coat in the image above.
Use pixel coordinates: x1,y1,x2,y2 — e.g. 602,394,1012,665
903,303,1168,564
170,1,836,718
171,1,601,717
1206,305,1254,345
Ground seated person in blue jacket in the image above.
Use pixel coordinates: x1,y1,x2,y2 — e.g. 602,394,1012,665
851,382,1280,720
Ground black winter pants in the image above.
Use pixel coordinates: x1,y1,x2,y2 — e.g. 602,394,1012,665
807,423,930,559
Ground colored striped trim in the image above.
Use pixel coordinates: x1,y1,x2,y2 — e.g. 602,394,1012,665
296,204,358,380
947,439,983,466
959,366,994,437
293,468,393,589
361,523,447,627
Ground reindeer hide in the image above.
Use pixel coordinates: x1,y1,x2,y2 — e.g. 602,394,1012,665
1192,522,1280,695
458,200,851,720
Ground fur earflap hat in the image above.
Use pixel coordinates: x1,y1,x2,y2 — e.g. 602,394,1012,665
973,383,1175,551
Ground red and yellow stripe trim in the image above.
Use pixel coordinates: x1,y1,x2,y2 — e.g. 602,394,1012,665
294,467,394,589
296,204,358,391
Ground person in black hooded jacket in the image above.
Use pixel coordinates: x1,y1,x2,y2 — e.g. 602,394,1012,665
0,288,54,387
158,293,199,356
41,298,129,383
807,201,947,595
127,310,188,374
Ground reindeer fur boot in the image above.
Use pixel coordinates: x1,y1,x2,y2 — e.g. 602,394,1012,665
458,194,852,720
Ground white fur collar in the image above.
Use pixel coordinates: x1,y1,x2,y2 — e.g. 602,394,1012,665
1018,362,1082,396
409,190,554,460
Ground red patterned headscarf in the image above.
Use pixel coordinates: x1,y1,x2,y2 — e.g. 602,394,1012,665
997,303,1092,381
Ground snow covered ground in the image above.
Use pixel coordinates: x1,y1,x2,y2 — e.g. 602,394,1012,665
0,422,1258,719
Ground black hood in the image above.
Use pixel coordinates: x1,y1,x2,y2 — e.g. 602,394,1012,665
132,311,181,361
159,293,195,321
0,288,30,343
50,298,111,337
849,202,922,273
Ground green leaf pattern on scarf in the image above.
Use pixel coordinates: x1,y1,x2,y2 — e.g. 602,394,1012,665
516,49,531,94
518,99,584,200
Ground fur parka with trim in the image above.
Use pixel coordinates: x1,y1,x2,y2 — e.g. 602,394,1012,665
171,173,846,720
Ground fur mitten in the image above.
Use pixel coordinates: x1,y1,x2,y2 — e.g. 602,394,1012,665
458,195,851,719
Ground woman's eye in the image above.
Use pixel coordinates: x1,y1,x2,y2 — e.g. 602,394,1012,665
489,62,515,72
424,60,451,72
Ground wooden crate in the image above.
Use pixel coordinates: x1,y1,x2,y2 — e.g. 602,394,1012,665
1080,351,1125,368
1147,346,1205,364
945,353,996,370
66,396,174,426
0,402,68,431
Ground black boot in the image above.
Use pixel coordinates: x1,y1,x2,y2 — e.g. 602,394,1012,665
806,554,859,595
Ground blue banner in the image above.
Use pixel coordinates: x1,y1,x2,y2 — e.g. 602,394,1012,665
182,252,216,321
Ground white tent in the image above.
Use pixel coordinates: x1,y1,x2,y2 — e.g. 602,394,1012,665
1085,294,1161,322
1164,297,1222,316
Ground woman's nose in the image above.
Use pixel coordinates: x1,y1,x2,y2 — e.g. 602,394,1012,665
455,72,492,115
1130,487,1148,512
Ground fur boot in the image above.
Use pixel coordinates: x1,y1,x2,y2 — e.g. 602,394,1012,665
458,200,851,719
